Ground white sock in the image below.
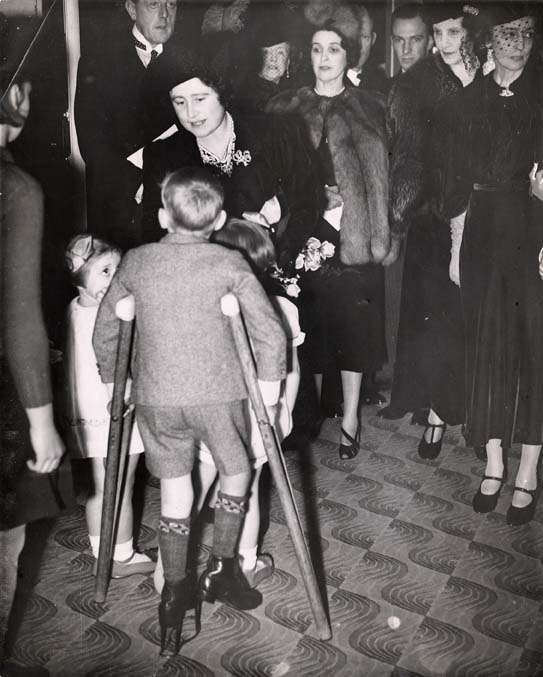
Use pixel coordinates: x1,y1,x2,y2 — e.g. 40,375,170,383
89,535,100,559
113,539,152,563
239,546,257,571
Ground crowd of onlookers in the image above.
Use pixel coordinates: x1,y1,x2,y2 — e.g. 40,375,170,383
2,0,543,673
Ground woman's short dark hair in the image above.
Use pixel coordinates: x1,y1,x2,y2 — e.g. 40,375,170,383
316,22,360,68
310,3,362,70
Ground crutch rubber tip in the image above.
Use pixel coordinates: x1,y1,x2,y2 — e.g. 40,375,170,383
115,295,136,321
220,293,240,317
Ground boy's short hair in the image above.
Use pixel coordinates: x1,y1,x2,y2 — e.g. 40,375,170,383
161,167,224,233
65,234,121,287
212,217,276,278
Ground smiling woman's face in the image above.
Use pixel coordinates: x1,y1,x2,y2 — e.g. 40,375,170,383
169,77,226,140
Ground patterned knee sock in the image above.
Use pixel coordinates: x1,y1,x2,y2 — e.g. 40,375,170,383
213,492,247,559
158,516,190,585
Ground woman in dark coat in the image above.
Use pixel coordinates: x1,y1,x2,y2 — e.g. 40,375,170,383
267,5,395,459
447,3,543,525
141,45,323,271
386,3,482,460
1,74,65,675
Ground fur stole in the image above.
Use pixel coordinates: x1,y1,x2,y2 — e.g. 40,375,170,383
268,87,391,265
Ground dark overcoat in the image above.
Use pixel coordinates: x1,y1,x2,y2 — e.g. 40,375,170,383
141,112,324,269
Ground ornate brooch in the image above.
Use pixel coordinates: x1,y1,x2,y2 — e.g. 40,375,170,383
233,149,252,167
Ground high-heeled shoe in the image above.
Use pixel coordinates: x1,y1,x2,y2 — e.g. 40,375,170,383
159,577,200,655
339,424,361,460
472,474,507,514
418,422,446,460
198,555,262,610
506,485,538,526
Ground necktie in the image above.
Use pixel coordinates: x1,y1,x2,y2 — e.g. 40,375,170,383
133,36,147,51
150,49,158,63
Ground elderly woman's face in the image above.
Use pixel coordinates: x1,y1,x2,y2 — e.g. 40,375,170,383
492,16,535,73
259,42,290,83
311,30,348,83
170,77,226,139
433,17,466,67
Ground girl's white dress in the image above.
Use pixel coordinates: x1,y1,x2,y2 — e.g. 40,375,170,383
64,298,144,458
199,295,304,468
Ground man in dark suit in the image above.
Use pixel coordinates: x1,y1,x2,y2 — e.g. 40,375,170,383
345,5,389,95
75,0,178,250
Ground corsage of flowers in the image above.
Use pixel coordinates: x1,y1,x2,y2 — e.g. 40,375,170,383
295,237,335,272
270,264,301,298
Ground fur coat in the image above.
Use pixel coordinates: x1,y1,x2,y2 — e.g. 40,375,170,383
387,54,466,235
267,86,393,266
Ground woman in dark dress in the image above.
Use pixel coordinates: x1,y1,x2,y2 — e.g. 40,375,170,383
267,5,395,459
447,3,543,525
389,3,482,461
141,46,323,270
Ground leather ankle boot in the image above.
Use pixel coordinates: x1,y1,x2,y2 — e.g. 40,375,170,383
199,555,262,610
159,577,200,655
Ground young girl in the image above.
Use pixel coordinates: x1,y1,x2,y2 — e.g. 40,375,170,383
64,234,154,577
152,217,304,593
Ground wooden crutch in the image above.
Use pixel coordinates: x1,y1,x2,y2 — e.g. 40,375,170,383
220,293,332,641
94,295,136,603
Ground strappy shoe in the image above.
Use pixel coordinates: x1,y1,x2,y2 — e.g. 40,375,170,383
339,424,361,460
418,422,446,460
472,474,507,514
506,485,538,526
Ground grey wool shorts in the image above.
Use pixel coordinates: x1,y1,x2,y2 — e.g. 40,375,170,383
135,399,250,479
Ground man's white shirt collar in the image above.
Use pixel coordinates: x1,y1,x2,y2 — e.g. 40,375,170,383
346,68,361,86
132,25,163,67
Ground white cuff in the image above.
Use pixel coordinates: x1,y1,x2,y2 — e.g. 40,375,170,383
258,380,281,406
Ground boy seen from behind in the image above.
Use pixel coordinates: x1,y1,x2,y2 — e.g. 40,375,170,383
93,167,286,655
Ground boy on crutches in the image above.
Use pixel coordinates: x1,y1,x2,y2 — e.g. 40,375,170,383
93,167,286,655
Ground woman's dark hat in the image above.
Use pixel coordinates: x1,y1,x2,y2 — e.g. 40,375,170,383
250,6,295,48
427,3,479,26
156,37,232,94
480,2,537,28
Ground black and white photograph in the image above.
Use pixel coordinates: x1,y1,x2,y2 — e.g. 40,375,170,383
1,0,542,674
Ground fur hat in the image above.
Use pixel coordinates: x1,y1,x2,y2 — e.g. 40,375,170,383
156,37,235,102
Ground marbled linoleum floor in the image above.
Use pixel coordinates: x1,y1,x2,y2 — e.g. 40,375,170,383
7,406,543,676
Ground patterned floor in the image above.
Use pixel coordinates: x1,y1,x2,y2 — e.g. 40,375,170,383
8,406,543,676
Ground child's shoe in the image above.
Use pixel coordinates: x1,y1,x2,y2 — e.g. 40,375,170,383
241,553,274,588
159,577,200,656
199,555,262,610
92,550,155,578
